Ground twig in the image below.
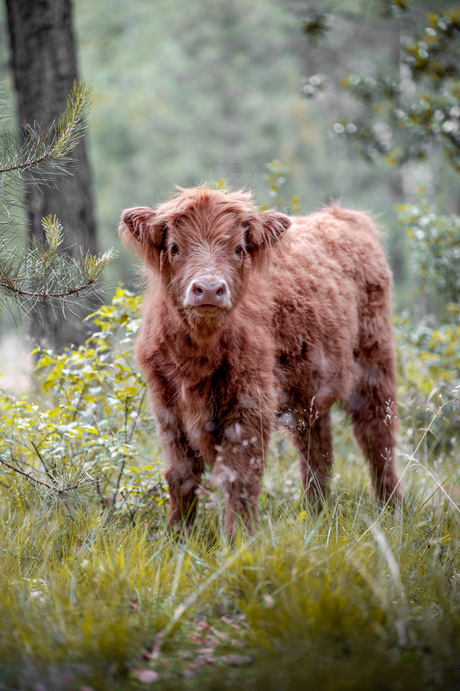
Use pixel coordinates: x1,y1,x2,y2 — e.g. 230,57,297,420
120,489,137,527
95,477,106,514
128,391,146,442
30,440,53,478
1,280,95,300
72,383,89,422
0,457,78,493
0,149,56,175
124,398,129,443
107,399,132,511
107,392,146,513
110,456,126,510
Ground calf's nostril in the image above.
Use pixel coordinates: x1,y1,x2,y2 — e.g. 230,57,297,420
216,288,224,297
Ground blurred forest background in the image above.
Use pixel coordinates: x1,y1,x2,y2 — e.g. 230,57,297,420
0,0,458,381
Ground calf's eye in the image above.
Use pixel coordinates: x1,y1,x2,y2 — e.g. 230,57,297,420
170,244,179,255
235,245,243,255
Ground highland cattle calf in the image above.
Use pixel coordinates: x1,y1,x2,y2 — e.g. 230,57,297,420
120,186,402,533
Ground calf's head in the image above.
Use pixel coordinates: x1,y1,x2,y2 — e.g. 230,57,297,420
119,186,291,331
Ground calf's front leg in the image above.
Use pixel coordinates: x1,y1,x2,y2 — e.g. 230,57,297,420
214,416,272,535
159,427,204,529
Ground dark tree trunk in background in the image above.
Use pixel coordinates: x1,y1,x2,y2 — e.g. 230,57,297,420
5,0,98,351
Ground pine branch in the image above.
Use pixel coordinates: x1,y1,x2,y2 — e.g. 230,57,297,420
0,82,116,320
0,457,78,494
0,81,94,181
1,280,96,300
0,145,56,175
0,215,117,315
54,80,94,156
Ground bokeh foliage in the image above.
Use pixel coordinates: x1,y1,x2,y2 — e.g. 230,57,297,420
399,196,460,310
336,6,460,170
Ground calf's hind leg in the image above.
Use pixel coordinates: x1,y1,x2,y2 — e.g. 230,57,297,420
349,389,402,504
290,411,333,506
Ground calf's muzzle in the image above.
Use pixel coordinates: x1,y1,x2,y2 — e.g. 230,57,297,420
186,278,231,308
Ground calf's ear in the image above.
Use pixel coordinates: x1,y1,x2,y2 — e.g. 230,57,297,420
119,207,167,272
245,210,291,265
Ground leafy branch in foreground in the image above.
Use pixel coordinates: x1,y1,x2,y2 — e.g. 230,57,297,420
338,7,460,171
399,195,460,310
0,80,116,319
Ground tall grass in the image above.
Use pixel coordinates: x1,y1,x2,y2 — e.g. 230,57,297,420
1,407,459,691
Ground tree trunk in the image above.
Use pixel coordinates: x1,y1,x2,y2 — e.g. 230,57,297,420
5,0,98,351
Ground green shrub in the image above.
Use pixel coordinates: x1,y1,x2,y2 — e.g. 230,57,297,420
394,197,460,461
0,287,167,523
399,196,460,311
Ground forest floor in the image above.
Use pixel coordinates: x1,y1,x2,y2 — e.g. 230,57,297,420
1,415,459,691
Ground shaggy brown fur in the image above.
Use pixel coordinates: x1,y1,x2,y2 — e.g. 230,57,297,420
119,186,402,533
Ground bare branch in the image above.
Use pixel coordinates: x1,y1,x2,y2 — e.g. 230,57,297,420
128,391,147,442
30,440,53,478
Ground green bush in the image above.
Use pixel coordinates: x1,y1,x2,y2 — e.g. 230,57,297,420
399,196,460,311
393,196,460,461
0,287,167,523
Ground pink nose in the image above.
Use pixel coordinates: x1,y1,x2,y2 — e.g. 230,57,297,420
191,281,227,306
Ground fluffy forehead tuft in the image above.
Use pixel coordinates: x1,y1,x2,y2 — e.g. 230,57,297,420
154,186,256,241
